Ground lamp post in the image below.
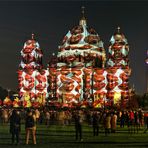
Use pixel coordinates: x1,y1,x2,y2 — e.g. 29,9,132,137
83,73,86,100
91,69,94,102
7,88,10,97
145,50,148,93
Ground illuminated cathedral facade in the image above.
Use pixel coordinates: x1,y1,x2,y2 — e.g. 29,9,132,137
18,10,131,108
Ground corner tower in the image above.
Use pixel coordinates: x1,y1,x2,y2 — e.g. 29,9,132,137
18,34,48,107
106,27,131,106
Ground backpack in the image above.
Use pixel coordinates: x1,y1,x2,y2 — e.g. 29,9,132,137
26,115,35,128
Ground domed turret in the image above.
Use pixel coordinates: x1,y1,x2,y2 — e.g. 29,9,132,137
20,34,43,70
107,27,129,68
106,27,131,104
57,7,106,68
18,34,48,105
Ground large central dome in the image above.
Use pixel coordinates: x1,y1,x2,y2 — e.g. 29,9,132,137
57,8,106,68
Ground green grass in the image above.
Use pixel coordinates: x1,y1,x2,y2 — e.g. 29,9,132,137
0,123,148,148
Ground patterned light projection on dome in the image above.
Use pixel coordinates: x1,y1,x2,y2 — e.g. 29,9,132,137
17,8,131,108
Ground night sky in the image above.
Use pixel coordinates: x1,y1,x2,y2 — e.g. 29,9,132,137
0,0,147,94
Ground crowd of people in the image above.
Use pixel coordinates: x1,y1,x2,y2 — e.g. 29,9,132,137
0,107,148,145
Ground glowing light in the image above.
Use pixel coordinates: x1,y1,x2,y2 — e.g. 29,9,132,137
114,92,121,104
146,58,148,65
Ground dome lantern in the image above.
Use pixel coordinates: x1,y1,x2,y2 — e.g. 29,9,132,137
31,33,35,40
79,6,87,26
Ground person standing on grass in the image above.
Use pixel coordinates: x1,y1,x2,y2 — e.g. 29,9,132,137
134,111,140,133
39,110,44,124
45,110,50,126
74,110,83,141
92,111,100,136
120,111,126,128
129,110,134,133
2,108,9,124
9,109,21,145
143,112,148,133
25,110,36,145
111,111,117,133
125,111,130,131
104,112,111,136
138,109,144,127
35,109,40,124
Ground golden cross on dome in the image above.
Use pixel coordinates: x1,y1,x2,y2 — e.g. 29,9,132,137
117,26,120,33
31,33,34,40
79,6,87,25
81,6,85,18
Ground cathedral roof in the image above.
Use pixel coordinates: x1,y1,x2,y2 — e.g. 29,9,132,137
57,7,106,61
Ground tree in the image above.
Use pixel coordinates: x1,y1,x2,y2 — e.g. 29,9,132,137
142,93,148,109
0,86,7,101
128,93,139,109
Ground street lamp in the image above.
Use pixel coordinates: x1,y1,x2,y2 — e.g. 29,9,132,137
145,49,148,93
7,88,10,97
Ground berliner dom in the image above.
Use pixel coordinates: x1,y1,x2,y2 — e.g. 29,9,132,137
18,8,131,108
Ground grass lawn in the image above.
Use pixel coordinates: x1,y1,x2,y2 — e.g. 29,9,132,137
0,123,148,148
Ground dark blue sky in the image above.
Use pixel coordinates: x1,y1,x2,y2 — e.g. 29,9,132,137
0,0,147,94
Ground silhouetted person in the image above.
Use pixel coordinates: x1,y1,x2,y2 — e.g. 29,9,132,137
25,110,36,145
9,109,21,145
129,110,134,134
74,111,83,141
111,112,117,133
104,112,111,136
144,112,148,133
92,111,100,136
138,110,143,127
134,111,140,133
120,111,125,128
